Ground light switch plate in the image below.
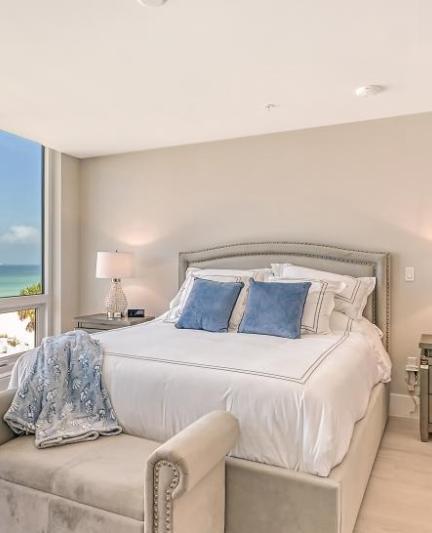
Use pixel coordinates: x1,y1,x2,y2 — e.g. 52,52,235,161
405,266,415,282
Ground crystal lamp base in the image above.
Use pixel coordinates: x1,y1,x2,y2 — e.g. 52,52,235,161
105,278,128,318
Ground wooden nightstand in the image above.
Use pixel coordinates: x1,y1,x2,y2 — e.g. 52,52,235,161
419,334,432,441
74,313,154,334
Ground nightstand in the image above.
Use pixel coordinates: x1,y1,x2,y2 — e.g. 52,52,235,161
419,334,432,441
74,313,154,334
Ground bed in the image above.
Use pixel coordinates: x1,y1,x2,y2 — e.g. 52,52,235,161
176,242,391,533
11,242,391,533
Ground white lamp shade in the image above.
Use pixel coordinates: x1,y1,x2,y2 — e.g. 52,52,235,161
96,251,134,279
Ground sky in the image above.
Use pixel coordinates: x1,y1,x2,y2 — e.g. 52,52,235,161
0,130,43,265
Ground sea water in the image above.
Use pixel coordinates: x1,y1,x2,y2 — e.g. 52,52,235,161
0,265,42,298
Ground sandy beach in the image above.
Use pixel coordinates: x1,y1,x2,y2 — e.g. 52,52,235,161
0,311,34,355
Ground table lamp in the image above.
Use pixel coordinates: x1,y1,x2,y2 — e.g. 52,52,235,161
96,250,134,318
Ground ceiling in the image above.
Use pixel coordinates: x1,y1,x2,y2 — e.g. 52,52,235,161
1,0,431,158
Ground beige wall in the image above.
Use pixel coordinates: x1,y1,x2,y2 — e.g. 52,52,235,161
60,155,81,331
51,154,81,333
79,112,432,395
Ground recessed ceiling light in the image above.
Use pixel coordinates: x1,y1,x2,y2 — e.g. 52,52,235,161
137,0,167,6
354,85,386,97
265,103,280,111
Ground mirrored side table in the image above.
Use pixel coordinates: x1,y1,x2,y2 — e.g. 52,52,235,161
419,334,432,441
74,313,154,334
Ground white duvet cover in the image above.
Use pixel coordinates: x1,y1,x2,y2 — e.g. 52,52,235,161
10,316,391,477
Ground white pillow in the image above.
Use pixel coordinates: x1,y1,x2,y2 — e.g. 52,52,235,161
271,264,375,320
330,310,384,338
166,267,200,319
166,268,271,331
269,277,345,335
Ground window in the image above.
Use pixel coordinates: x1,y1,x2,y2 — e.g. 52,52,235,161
0,130,47,369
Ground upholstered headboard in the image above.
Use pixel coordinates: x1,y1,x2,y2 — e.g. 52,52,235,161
179,242,391,350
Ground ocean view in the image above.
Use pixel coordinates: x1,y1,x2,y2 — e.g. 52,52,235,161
0,131,43,355
0,264,42,298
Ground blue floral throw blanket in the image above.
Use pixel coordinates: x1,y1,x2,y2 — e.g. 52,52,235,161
4,330,122,448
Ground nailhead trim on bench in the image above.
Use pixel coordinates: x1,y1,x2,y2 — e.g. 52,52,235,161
153,459,180,532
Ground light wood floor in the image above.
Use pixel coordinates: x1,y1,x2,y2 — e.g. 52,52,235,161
354,417,431,533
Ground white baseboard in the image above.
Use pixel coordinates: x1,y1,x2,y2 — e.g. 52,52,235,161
390,393,419,420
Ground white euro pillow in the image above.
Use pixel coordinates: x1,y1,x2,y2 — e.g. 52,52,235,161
268,277,345,335
166,267,271,331
271,263,376,320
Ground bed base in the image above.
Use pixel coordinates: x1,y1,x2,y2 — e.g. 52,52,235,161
225,382,388,533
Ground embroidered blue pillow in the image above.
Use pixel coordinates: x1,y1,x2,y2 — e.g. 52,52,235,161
175,277,244,333
238,280,311,339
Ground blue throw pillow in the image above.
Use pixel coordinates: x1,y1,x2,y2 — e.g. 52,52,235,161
238,280,311,339
176,278,244,333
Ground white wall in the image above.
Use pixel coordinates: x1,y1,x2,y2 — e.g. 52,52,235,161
79,112,432,395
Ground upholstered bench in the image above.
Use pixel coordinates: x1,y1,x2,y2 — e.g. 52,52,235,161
0,389,239,533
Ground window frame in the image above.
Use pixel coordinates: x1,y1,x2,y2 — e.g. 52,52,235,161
0,145,52,373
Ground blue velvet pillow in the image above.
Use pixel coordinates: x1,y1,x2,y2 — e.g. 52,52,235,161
175,278,244,333
238,280,311,339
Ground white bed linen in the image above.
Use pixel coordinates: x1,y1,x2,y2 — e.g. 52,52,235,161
10,317,391,477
